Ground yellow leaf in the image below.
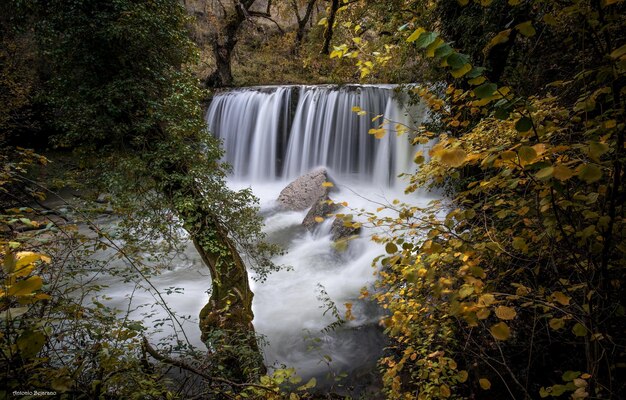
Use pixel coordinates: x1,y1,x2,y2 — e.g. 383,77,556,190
490,322,511,340
518,146,537,164
7,276,43,297
368,128,386,139
477,308,491,319
468,76,487,86
322,181,334,187
479,293,496,306
440,384,451,398
451,63,472,78
426,38,445,57
458,370,469,383
609,44,626,59
553,165,574,181
495,306,517,320
406,28,425,43
553,291,571,306
543,14,558,26
572,323,587,337
479,378,492,390
16,252,51,268
549,318,565,330
484,29,511,53
440,149,467,167
314,217,324,223
515,21,536,37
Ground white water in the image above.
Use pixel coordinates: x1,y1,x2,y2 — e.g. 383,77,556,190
207,85,429,186
236,180,435,380
91,85,434,389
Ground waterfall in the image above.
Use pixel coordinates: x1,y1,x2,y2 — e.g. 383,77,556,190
202,85,435,388
206,85,428,185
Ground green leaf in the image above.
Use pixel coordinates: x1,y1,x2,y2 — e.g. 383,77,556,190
385,242,398,254
298,377,317,390
474,83,497,99
415,32,438,48
466,67,486,79
589,142,609,160
562,371,581,382
535,166,554,180
434,44,454,58
494,108,510,120
572,323,587,337
0,306,29,320
515,117,533,132
17,330,46,359
446,53,469,69
577,164,602,183
518,146,537,163
512,237,528,252
451,63,472,78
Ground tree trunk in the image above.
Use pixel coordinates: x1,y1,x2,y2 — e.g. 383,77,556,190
293,0,317,48
321,0,339,55
205,42,235,88
193,219,265,381
158,158,265,382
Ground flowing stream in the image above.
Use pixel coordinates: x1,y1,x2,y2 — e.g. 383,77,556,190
97,85,433,394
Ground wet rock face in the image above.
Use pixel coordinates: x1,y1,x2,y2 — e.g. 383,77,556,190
277,167,335,211
302,194,341,230
331,218,361,241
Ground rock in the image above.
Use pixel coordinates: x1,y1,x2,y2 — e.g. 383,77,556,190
331,217,361,241
302,194,341,230
277,167,336,211
96,193,111,203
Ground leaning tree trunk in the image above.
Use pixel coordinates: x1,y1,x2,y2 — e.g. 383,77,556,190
192,216,265,381
158,159,265,383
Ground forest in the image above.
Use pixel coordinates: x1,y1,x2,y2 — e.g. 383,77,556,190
1,0,625,399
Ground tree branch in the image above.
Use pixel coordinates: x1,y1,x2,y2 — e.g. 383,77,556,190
141,336,278,392
248,11,285,33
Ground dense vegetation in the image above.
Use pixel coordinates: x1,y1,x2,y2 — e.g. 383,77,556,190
1,0,625,399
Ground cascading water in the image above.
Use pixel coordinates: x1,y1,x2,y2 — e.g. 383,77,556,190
93,85,432,396
206,85,429,186
206,85,434,394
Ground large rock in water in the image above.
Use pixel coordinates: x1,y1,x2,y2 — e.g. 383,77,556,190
277,167,335,211
302,193,362,242
331,218,361,241
302,194,341,230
